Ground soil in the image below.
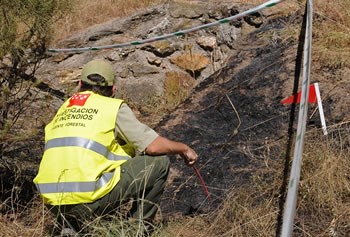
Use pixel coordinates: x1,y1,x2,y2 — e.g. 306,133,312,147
2,3,350,225
153,13,350,217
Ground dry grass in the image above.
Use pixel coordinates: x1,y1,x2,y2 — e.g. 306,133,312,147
312,0,350,69
0,198,54,237
2,0,350,236
161,125,350,237
3,125,349,236
272,0,350,69
164,71,196,108
52,0,163,43
297,127,350,236
257,0,350,69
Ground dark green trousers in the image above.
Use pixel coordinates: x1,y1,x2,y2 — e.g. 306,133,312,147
50,155,170,228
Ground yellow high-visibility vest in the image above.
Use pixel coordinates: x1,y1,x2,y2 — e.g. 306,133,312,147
33,91,134,205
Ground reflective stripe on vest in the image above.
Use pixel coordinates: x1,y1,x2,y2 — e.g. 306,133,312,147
36,172,114,193
45,137,130,161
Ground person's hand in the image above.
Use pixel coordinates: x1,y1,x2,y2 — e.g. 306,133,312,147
181,147,198,167
145,136,198,166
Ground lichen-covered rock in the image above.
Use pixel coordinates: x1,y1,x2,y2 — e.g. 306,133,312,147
170,53,210,73
36,0,264,111
196,36,217,51
169,0,206,19
142,40,179,57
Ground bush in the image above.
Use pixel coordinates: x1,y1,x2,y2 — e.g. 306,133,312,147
0,0,70,212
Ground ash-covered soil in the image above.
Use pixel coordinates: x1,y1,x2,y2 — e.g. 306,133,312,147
156,13,349,217
2,3,350,223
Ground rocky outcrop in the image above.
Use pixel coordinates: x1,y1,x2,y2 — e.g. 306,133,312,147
5,0,350,220
37,0,264,111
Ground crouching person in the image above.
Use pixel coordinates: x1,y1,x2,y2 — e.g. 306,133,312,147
33,59,198,235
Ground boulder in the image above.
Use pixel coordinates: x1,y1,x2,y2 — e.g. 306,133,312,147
36,1,265,110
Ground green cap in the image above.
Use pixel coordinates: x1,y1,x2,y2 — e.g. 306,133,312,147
81,59,115,86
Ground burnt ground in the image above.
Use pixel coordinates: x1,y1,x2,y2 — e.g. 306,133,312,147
2,5,350,229
155,12,346,217
157,38,292,216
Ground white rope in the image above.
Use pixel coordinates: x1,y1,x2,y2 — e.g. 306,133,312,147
280,0,313,236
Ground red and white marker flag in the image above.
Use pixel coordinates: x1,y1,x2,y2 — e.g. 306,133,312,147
281,82,327,135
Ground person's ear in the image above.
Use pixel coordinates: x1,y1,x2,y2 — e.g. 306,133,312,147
72,80,82,94
112,84,117,97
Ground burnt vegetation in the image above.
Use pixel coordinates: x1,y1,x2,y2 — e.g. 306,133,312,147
0,1,349,236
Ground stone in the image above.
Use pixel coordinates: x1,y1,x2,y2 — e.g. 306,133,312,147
196,36,217,51
36,1,253,110
169,1,206,19
129,63,160,77
143,40,178,57
170,53,210,72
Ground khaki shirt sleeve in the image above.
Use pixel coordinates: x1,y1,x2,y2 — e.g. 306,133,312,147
115,103,158,153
